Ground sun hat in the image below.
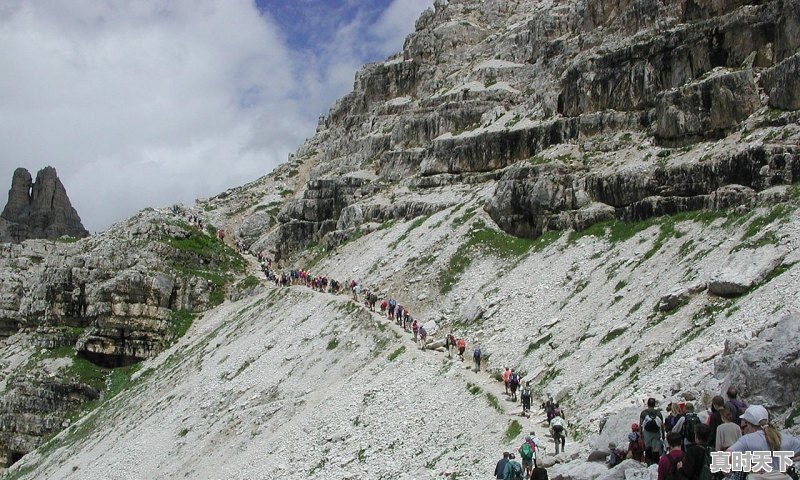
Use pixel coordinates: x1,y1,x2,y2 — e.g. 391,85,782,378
740,405,769,426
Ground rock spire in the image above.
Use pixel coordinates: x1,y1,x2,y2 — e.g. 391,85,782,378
0,166,89,242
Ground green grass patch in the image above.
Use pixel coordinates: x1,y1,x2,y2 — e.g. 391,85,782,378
238,275,261,289
600,327,628,344
604,354,639,386
505,420,522,442
613,280,627,292
440,220,538,293
451,208,477,228
628,301,644,315
741,205,791,239
486,393,503,413
467,382,482,395
525,333,552,355
169,309,196,340
388,215,430,249
388,346,406,361
326,338,339,350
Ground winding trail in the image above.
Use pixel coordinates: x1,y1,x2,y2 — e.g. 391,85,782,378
234,254,582,463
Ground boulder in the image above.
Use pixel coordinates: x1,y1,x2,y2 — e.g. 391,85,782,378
707,246,787,296
593,406,642,453
761,53,800,111
658,282,706,312
714,314,800,408
599,460,649,480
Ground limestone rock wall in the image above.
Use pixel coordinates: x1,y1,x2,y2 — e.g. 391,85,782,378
236,0,800,258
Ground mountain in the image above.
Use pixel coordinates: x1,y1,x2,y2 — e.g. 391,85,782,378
2,1,799,478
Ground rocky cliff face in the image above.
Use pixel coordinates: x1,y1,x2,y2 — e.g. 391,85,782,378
218,0,800,260
0,208,245,467
0,167,89,243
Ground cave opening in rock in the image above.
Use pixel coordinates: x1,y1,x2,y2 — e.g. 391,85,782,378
77,350,140,369
7,450,25,467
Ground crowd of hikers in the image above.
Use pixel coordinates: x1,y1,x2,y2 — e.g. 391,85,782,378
605,389,800,480
180,218,799,480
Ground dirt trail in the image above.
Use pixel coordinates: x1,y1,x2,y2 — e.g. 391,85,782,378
240,255,582,461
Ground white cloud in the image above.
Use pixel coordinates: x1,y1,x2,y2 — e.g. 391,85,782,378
0,0,432,232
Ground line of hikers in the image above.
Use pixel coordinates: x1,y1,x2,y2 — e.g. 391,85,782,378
608,388,800,480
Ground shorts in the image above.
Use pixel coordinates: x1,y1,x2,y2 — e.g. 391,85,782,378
522,458,533,468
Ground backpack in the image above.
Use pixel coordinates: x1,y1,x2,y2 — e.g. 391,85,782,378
628,432,644,453
664,453,688,480
474,348,481,359
682,413,702,443
508,461,524,480
643,411,662,433
509,373,519,386
520,443,534,461
552,423,565,434
521,388,531,400
727,399,747,425
697,446,712,480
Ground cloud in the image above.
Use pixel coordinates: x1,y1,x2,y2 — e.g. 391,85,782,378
0,0,432,232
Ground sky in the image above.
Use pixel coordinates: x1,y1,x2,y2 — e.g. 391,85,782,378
0,0,433,232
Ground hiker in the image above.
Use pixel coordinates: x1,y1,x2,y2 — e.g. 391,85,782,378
403,311,412,332
627,423,646,462
503,367,511,395
518,439,536,479
509,369,520,402
503,453,523,480
714,403,741,451
550,415,566,454
456,338,466,361
445,332,456,358
657,432,684,480
607,442,625,468
380,299,388,314
531,466,548,480
419,325,427,350
671,402,701,450
706,396,724,449
473,345,482,372
665,403,682,432
526,433,545,469
729,405,800,473
494,452,510,479
352,283,361,302
520,382,532,415
680,423,712,480
640,397,665,465
724,386,747,427
411,320,418,342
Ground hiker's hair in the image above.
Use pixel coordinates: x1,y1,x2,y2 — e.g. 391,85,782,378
671,403,681,416
694,423,711,445
727,386,738,399
685,402,695,412
722,405,733,422
744,416,782,451
647,398,656,408
712,396,725,408
503,452,510,458
667,432,682,447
